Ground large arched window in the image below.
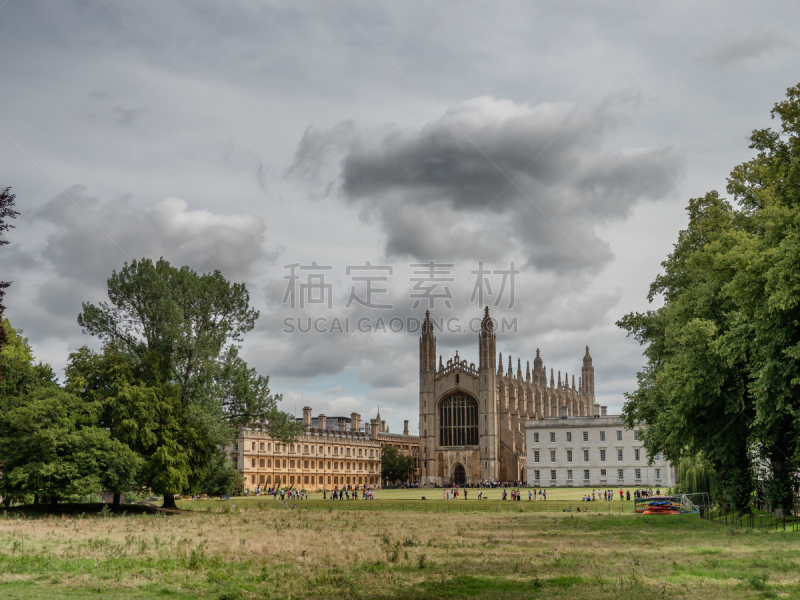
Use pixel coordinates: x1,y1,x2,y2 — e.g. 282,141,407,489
439,392,479,447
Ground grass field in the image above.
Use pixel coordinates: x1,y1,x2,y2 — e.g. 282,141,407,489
1,495,798,599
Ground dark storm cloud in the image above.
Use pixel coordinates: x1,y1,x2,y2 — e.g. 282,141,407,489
337,96,682,271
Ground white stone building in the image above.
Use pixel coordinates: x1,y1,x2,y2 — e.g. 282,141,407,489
525,413,676,488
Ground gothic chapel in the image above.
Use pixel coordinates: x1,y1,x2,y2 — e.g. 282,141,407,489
419,307,596,485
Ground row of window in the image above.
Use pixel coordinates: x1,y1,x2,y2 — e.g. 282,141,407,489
240,441,378,458
249,474,379,486
533,449,657,463
533,430,640,444
532,468,661,480
249,458,375,471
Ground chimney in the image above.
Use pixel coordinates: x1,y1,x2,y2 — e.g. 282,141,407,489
594,403,601,416
338,418,346,431
403,420,409,435
601,406,607,416
318,414,327,430
350,412,361,432
560,405,568,419
364,421,371,435
303,406,312,430
381,420,387,433
369,419,380,440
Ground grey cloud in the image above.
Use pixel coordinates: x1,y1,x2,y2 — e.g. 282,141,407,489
33,186,274,284
112,106,148,126
321,385,348,397
335,96,683,271
708,32,793,67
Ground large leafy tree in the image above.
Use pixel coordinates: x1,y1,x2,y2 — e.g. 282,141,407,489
618,192,756,511
0,321,138,506
0,187,19,359
380,445,415,484
76,258,301,507
620,84,800,514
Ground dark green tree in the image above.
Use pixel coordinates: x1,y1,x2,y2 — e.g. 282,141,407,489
620,83,800,514
0,187,19,359
380,444,416,484
76,258,301,507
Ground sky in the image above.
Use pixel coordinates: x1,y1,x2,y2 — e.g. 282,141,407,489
2,0,798,434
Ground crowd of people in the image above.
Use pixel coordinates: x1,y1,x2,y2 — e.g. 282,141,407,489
321,484,376,500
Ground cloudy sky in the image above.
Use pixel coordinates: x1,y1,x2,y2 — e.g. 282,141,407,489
2,0,798,433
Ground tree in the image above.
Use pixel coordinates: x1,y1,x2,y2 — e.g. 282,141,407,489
0,187,19,360
380,445,415,484
620,83,800,514
0,387,140,505
77,258,302,507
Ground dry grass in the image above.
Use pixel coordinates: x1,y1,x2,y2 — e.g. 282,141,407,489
0,504,798,599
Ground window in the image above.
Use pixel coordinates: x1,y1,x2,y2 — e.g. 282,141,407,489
584,469,590,480
259,459,264,468
550,450,556,463
533,432,539,443
583,431,588,442
233,442,238,451
251,459,255,467
600,449,606,462
599,431,605,442
251,442,256,451
618,469,624,479
600,469,606,476
259,442,264,451
267,459,271,468
282,460,286,468
289,460,295,468
251,475,255,483
567,469,573,480
534,450,540,463
438,392,479,446
549,432,555,443
655,468,661,479
318,461,323,469
550,470,556,480
304,460,309,469
567,450,573,463
617,450,623,462
566,432,572,442
334,461,338,470
635,468,641,479
633,430,639,441
259,475,265,484
534,470,540,480
583,449,589,461
304,476,309,484
634,449,641,461
616,431,622,442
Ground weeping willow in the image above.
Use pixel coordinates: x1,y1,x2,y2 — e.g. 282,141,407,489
671,454,717,496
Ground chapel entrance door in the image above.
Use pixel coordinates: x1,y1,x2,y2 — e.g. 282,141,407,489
453,464,466,485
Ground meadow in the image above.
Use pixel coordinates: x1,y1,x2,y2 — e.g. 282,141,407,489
1,493,798,599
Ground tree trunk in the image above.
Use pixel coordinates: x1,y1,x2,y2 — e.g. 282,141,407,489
162,493,177,509
113,493,121,508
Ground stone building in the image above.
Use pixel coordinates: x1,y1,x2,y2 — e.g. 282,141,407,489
228,408,382,491
419,307,596,486
525,414,676,488
229,407,422,491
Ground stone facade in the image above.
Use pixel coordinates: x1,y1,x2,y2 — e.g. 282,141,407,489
229,407,421,490
228,411,382,491
525,415,676,488
419,307,596,486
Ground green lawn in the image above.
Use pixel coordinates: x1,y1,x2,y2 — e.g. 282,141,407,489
2,499,797,599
